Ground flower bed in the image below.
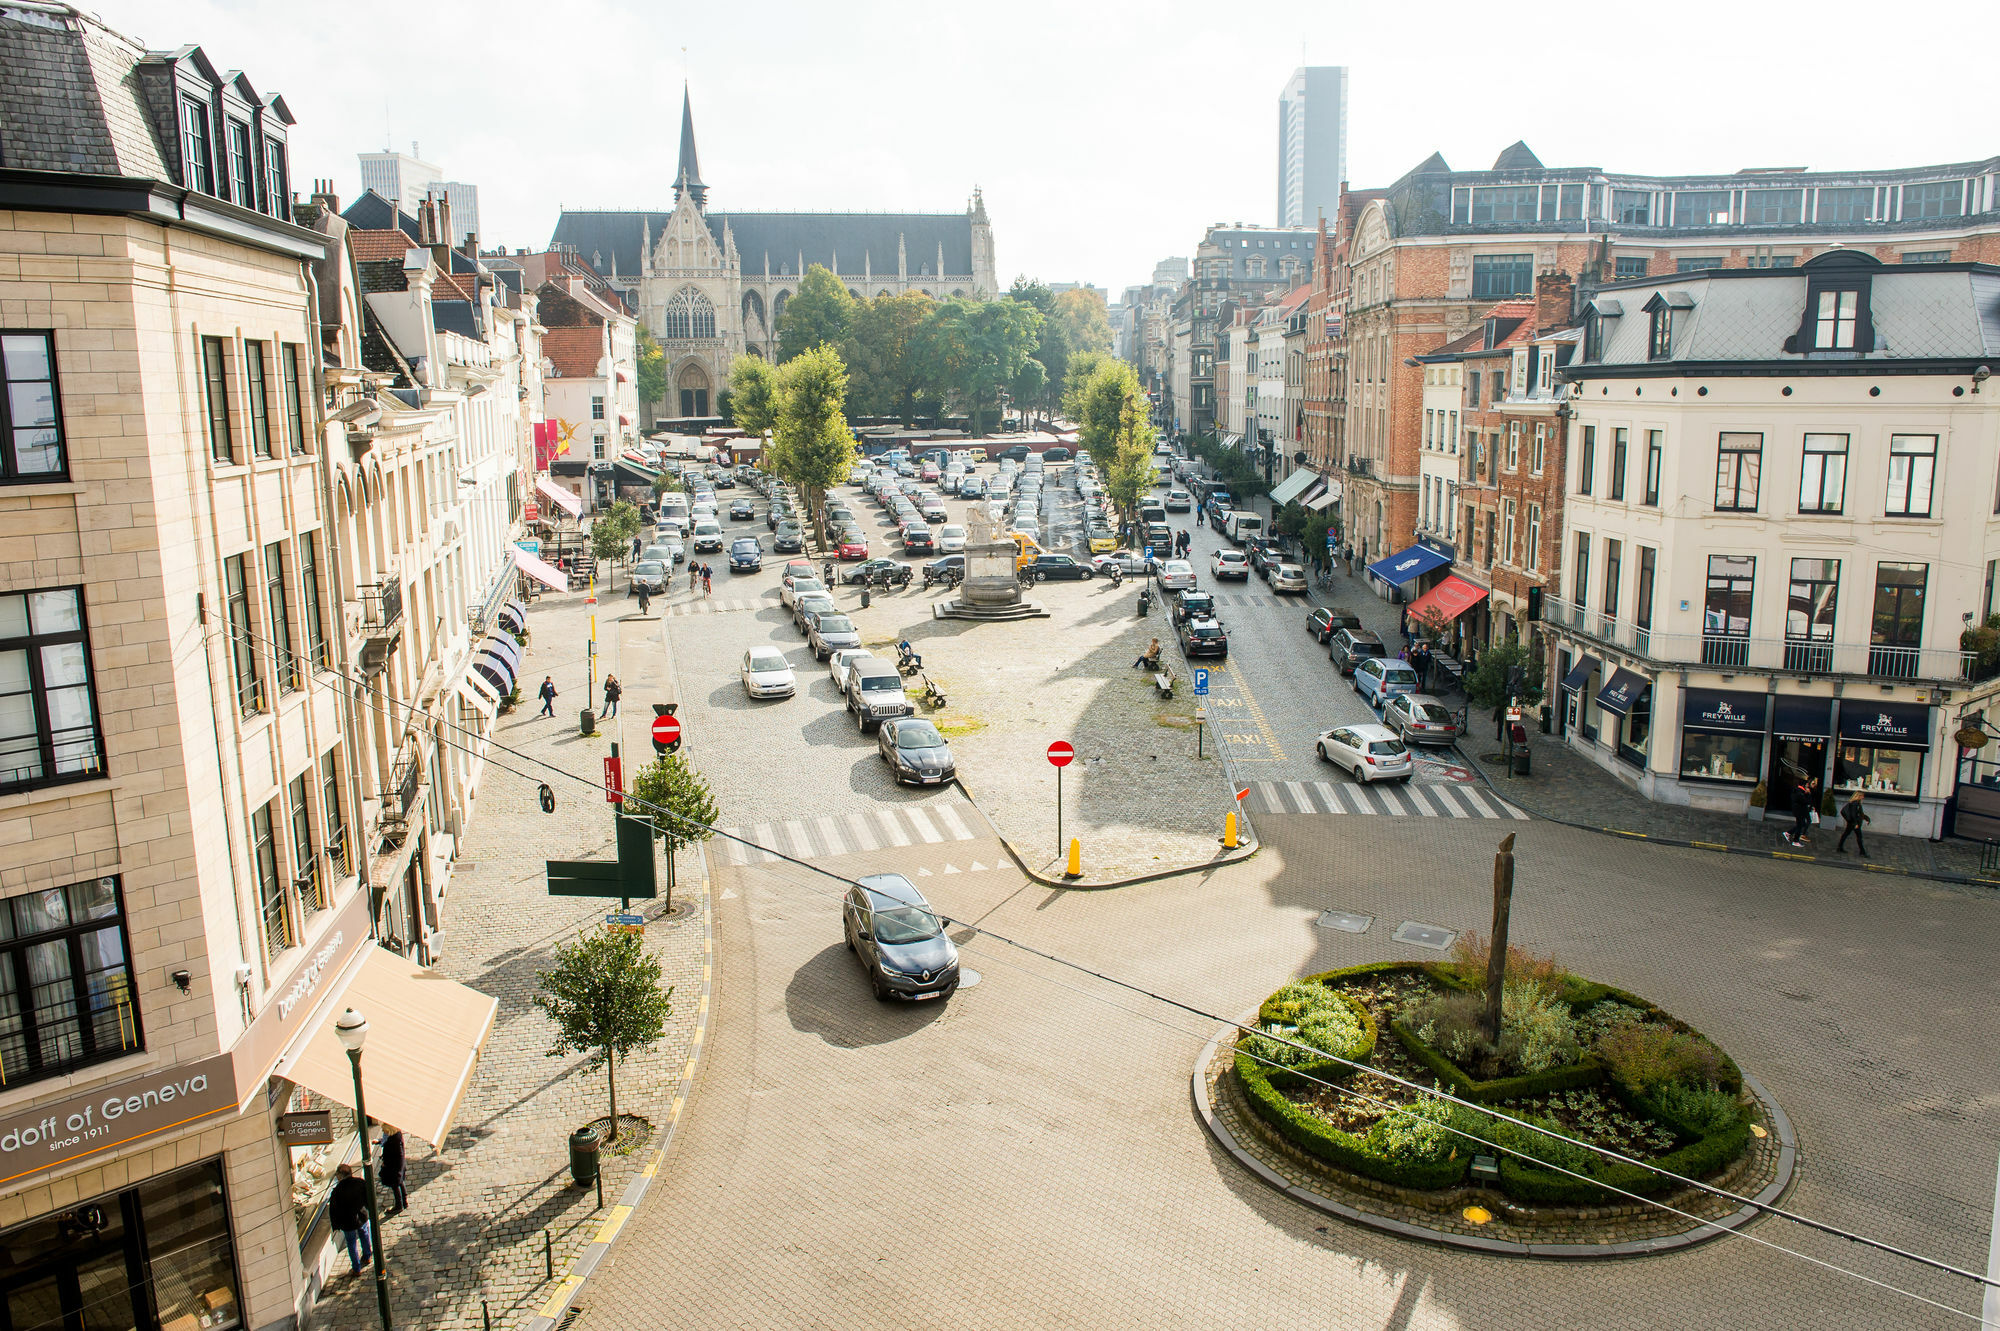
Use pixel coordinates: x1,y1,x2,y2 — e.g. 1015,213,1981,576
1232,954,1755,1206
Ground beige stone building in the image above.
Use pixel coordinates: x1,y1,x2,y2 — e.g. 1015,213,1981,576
0,9,494,1327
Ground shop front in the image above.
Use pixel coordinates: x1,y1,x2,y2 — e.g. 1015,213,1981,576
1364,543,1453,606
1833,699,1933,805
1678,688,1769,789
1595,667,1653,770
1558,653,1602,743
1764,695,1836,818
1403,573,1488,663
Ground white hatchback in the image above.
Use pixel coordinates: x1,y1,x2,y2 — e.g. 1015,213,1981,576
937,525,967,553
828,647,875,689
740,647,796,700
1316,723,1414,783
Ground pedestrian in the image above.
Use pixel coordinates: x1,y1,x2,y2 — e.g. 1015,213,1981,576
537,676,558,717
1414,642,1432,692
1836,789,1871,857
1785,775,1819,848
377,1127,408,1213
601,674,621,719
328,1163,373,1276
630,534,642,561
636,583,651,615
1132,637,1161,670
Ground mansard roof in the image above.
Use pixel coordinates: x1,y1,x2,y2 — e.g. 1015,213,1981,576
550,209,978,281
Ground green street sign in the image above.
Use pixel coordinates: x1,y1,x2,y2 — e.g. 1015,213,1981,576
545,814,659,899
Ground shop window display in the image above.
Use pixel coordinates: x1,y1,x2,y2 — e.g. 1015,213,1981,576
1680,732,1762,783
1834,743,1920,798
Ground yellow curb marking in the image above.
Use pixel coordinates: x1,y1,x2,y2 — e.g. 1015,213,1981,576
537,1276,583,1318
1691,841,1728,851
592,1205,633,1245
1608,829,1649,839
1772,852,1815,862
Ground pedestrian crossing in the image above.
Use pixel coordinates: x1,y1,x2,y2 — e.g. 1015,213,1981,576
659,596,768,616
1242,778,1529,820
710,800,989,865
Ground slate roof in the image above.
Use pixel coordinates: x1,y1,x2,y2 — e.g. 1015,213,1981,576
1491,141,1543,170
540,326,605,380
1581,259,2000,368
0,6,167,179
431,300,481,339
549,209,979,281
342,191,478,272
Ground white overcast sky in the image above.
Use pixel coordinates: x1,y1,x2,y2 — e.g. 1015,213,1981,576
96,0,1998,297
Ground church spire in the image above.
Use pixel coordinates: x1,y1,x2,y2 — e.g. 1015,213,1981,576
674,83,707,210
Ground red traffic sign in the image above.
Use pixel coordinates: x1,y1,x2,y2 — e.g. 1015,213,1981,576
1047,741,1074,768
603,755,623,803
652,713,682,747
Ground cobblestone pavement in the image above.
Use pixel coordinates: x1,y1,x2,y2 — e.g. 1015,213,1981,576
577,803,1996,1328
312,585,709,1330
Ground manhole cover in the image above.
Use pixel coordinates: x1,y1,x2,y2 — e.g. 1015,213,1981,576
1316,910,1373,934
1392,920,1457,951
958,968,982,989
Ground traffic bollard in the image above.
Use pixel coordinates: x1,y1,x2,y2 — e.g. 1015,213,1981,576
1066,838,1081,877
1222,812,1239,848
544,1230,552,1281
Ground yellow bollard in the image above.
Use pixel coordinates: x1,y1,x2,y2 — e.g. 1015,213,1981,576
1223,811,1239,848
1067,839,1081,877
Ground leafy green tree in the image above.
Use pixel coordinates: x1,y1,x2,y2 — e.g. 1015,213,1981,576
1007,279,1061,424
650,470,682,497
634,326,667,420
776,264,855,362
626,752,718,904
843,292,936,423
1052,288,1112,359
534,928,674,1143
589,500,644,585
771,343,860,542
1465,634,1546,712
1061,350,1111,421
917,297,1042,435
1006,355,1047,428
727,355,779,435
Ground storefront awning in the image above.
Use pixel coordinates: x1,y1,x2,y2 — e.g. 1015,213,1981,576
1771,694,1833,741
1560,655,1601,693
1367,543,1452,586
1681,688,1769,735
279,947,497,1147
1268,467,1320,506
513,546,569,592
1304,482,1341,511
1405,574,1489,626
1837,699,1932,750
534,475,583,518
612,458,660,487
496,599,528,636
473,648,516,697
1595,667,1650,716
457,671,498,720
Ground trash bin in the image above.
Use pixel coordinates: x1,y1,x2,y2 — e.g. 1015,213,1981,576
1511,747,1531,776
860,586,872,609
580,707,597,736
568,1126,600,1187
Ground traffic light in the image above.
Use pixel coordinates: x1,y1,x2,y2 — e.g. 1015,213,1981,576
652,701,680,755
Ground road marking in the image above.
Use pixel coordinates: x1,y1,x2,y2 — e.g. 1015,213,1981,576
916,866,933,876
942,862,961,874
811,814,848,857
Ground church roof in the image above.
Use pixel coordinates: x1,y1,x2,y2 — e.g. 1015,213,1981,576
548,210,977,282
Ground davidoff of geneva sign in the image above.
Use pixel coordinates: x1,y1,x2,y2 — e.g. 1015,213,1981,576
0,1054,236,1186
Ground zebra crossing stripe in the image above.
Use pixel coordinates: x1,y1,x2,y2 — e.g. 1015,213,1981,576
1401,785,1436,816
907,808,946,844
811,814,849,858
1431,786,1472,818
844,813,881,852
1282,780,1314,814
877,811,914,847
1458,788,1499,818
930,803,976,840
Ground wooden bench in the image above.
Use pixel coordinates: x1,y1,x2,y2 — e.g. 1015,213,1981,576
1153,670,1175,699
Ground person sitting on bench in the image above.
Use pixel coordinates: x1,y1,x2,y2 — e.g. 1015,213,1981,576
1132,638,1162,671
897,639,922,670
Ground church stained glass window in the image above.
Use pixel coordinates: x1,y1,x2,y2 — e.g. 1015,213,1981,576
665,288,716,339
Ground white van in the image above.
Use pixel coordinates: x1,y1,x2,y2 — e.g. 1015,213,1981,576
1224,510,1265,546
656,494,690,534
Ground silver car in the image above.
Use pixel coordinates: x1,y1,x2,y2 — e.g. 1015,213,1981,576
740,646,796,700
1316,723,1414,783
1270,562,1308,594
1384,693,1462,747
808,613,862,661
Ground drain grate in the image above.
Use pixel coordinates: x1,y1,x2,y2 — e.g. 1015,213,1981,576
957,968,982,989
1392,920,1457,951
1316,910,1374,934
556,1308,586,1331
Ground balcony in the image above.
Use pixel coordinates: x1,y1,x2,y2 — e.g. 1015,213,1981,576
377,748,422,846
356,580,404,674
1540,598,1975,683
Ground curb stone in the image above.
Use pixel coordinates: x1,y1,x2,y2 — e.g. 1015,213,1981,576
952,775,1257,890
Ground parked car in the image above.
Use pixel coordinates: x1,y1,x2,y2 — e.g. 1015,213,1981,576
691,519,724,553
837,533,870,560
1211,549,1251,580
1383,693,1461,746
937,524,967,553
1143,521,1172,551
1306,606,1364,643
1316,723,1414,783
641,542,682,567
808,613,863,661
845,663,915,732
922,555,967,582
1173,589,1218,625
843,558,912,586
1329,627,1388,676
729,498,755,520
792,593,837,633
843,873,959,1002
1246,538,1283,575
1270,563,1308,594
1086,528,1117,554
782,559,815,582
1165,488,1192,512
728,537,763,572
902,526,936,554
1157,560,1197,592
780,575,825,609
828,648,875,689
877,717,956,786
1177,617,1228,658
1023,554,1093,582
1353,656,1421,708
713,471,736,489
772,523,804,553
1090,550,1152,577
740,646,796,700
627,560,668,596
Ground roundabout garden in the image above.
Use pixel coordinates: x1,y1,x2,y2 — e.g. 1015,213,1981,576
1198,935,1793,1254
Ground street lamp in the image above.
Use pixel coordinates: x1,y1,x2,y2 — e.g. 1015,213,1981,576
336,1007,394,1330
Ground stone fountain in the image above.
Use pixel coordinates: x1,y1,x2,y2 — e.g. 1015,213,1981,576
934,504,1048,621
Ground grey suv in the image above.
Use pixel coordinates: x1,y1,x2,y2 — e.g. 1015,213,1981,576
1329,627,1388,677
845,664,914,732
843,873,959,1001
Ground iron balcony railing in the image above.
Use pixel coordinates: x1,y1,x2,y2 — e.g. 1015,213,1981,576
358,579,403,631
1540,597,1975,682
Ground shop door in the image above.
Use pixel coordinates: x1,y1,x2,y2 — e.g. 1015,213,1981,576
0,1199,139,1331
1766,739,1826,815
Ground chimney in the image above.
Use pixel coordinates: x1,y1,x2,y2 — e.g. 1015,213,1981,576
1535,269,1576,333
310,178,340,214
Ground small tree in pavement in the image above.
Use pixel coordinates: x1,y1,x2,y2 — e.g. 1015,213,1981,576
626,753,718,901
534,928,673,1143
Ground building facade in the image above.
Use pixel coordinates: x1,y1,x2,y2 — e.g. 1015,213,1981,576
550,88,997,425
1169,223,1315,438
355,148,440,217
1543,252,1997,836
1276,66,1349,230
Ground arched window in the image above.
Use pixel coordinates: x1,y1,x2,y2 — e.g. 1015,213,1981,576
951,288,964,298
664,287,715,340
772,290,790,326
742,289,765,333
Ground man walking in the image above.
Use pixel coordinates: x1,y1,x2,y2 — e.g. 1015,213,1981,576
537,675,558,718
1784,774,1819,848
328,1163,373,1276
601,673,621,719
1836,789,1870,857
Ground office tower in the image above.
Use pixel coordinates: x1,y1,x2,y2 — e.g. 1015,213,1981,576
1277,67,1349,228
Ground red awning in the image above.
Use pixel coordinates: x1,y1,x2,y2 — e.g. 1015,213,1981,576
1406,574,1489,625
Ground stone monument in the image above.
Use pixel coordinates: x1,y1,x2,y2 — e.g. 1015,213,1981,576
935,504,1048,621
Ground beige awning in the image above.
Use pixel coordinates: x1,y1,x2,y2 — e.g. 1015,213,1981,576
534,475,583,518
280,947,498,1147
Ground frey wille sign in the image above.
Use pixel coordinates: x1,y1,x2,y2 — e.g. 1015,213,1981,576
0,1054,236,1186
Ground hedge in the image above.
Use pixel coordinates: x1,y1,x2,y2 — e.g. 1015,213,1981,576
1496,1115,1752,1206
1234,1052,1470,1190
1390,1017,1605,1103
1248,984,1379,1083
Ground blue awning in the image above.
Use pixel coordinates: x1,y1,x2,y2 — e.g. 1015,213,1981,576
1366,544,1452,585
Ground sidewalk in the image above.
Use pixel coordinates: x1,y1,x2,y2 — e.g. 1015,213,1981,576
311,584,710,1330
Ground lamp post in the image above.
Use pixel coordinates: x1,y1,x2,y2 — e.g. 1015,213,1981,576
336,1008,394,1330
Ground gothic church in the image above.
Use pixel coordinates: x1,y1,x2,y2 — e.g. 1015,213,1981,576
551,88,998,419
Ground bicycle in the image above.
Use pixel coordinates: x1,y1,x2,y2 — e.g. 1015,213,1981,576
1315,569,1335,590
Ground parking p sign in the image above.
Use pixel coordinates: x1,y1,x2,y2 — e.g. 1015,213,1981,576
1193,668,1210,696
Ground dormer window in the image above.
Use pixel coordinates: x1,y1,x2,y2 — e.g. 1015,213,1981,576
1812,289,1858,349
226,120,255,208
179,97,214,195
1648,306,1672,360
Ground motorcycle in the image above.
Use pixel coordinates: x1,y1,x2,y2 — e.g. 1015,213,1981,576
1107,563,1124,587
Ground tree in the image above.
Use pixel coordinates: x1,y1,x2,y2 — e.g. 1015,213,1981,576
1061,350,1110,422
589,500,644,585
634,326,667,420
776,264,855,362
727,355,779,436
843,292,937,423
650,470,682,497
534,929,674,1144
626,752,718,865
917,297,1041,435
1465,634,1546,713
1051,288,1112,360
771,343,859,544
1007,279,1061,425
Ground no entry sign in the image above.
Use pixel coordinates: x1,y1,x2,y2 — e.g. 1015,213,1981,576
1047,741,1074,768
652,713,682,747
